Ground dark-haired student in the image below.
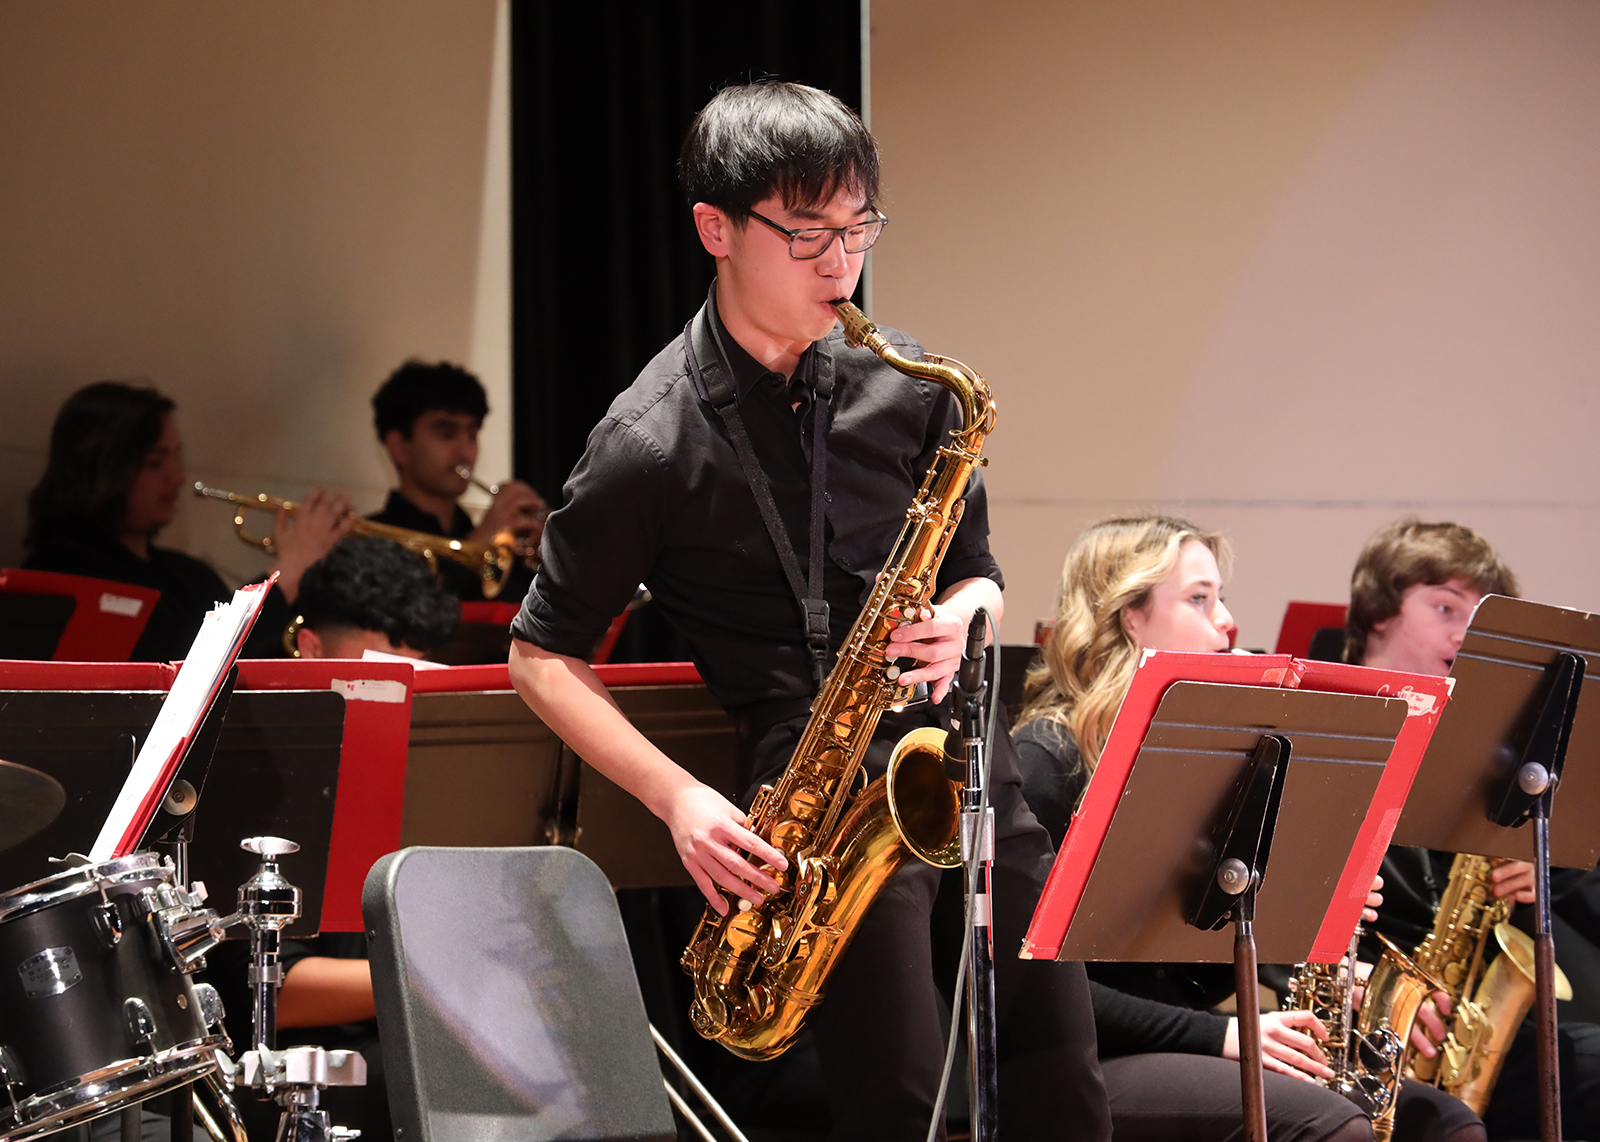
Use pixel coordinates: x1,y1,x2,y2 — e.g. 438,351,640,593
368,359,544,601
209,536,459,1141
509,81,1109,1140
24,380,349,661
1343,520,1600,1142
1016,515,1482,1142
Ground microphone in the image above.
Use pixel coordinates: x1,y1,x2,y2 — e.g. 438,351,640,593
957,607,988,697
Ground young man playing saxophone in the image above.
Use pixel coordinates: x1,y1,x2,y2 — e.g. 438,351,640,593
508,82,1109,1141
1347,519,1600,1140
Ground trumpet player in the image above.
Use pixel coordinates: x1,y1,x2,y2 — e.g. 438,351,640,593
369,358,545,600
509,82,1111,1141
24,380,351,660
1346,520,1600,1141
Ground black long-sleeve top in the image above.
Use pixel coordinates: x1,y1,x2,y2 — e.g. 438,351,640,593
1013,716,1232,1058
24,528,292,661
511,283,1002,716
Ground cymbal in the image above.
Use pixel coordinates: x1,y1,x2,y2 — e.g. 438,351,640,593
0,761,66,852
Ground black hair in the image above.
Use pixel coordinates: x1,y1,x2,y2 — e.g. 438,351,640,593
679,81,880,221
371,359,488,441
296,535,460,653
26,380,176,547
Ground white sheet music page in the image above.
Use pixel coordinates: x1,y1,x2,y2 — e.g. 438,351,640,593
89,577,276,861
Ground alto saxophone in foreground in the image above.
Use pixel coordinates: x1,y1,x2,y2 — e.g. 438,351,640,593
681,300,998,1060
1287,930,1446,1142
1409,854,1571,1114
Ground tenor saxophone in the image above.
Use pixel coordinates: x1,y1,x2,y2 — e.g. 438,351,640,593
1287,931,1447,1142
1410,854,1572,1114
680,300,997,1060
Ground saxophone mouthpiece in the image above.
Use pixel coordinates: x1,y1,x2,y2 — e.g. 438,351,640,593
832,299,882,351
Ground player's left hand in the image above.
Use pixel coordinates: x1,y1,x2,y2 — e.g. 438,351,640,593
1491,859,1537,904
886,603,969,704
1364,873,1384,923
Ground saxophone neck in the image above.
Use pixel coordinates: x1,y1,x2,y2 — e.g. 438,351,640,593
831,300,995,439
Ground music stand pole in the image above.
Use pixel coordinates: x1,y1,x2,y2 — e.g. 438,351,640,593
1189,733,1289,1142
955,611,998,1142
1487,649,1584,1142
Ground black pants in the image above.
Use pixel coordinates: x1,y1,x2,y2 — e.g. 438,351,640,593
1100,1058,1476,1142
745,705,1111,1142
1481,1017,1600,1141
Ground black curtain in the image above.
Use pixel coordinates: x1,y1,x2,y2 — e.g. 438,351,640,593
510,1,863,501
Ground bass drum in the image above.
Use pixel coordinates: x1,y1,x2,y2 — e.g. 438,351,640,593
0,853,229,1142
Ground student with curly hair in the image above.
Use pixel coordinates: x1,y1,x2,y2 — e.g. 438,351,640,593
290,534,460,659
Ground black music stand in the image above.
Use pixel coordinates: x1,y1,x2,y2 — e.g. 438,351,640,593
0,687,345,938
1391,595,1600,1142
1032,681,1409,1142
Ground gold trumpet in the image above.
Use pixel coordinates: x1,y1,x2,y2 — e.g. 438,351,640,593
193,483,520,599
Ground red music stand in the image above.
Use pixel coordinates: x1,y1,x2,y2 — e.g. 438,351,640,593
0,568,159,661
236,659,415,932
1024,651,1446,1142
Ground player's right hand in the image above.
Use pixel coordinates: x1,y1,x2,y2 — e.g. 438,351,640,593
1410,990,1452,1057
665,784,789,915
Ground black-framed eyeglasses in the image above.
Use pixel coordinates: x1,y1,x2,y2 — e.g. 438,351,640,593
747,208,888,259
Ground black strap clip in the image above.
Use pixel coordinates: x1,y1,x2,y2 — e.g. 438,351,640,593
804,598,831,687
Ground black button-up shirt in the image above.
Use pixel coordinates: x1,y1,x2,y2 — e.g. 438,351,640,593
512,285,1002,715
367,491,532,603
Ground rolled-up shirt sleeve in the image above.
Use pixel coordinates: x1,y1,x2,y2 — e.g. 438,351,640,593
511,417,671,659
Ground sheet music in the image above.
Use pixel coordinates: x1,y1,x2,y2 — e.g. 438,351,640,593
89,579,274,861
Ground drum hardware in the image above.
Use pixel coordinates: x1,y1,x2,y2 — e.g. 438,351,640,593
193,1071,250,1142
0,853,232,1142
219,836,366,1142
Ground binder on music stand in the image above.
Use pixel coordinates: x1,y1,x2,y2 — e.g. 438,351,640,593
0,568,159,661
1387,595,1600,1142
91,579,276,861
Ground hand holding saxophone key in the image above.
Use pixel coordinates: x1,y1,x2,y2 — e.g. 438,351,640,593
888,613,963,702
1490,858,1537,903
666,783,789,915
1409,991,1453,1057
1223,1011,1335,1083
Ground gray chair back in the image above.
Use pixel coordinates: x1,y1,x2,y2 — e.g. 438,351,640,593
363,846,676,1142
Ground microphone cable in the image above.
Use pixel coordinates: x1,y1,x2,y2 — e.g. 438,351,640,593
925,608,1002,1142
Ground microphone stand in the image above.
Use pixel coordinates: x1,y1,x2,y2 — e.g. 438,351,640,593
953,609,997,1142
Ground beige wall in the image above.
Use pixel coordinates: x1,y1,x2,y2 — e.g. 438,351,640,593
872,0,1600,647
0,0,510,586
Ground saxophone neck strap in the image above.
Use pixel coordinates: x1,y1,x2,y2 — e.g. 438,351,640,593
685,311,832,691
